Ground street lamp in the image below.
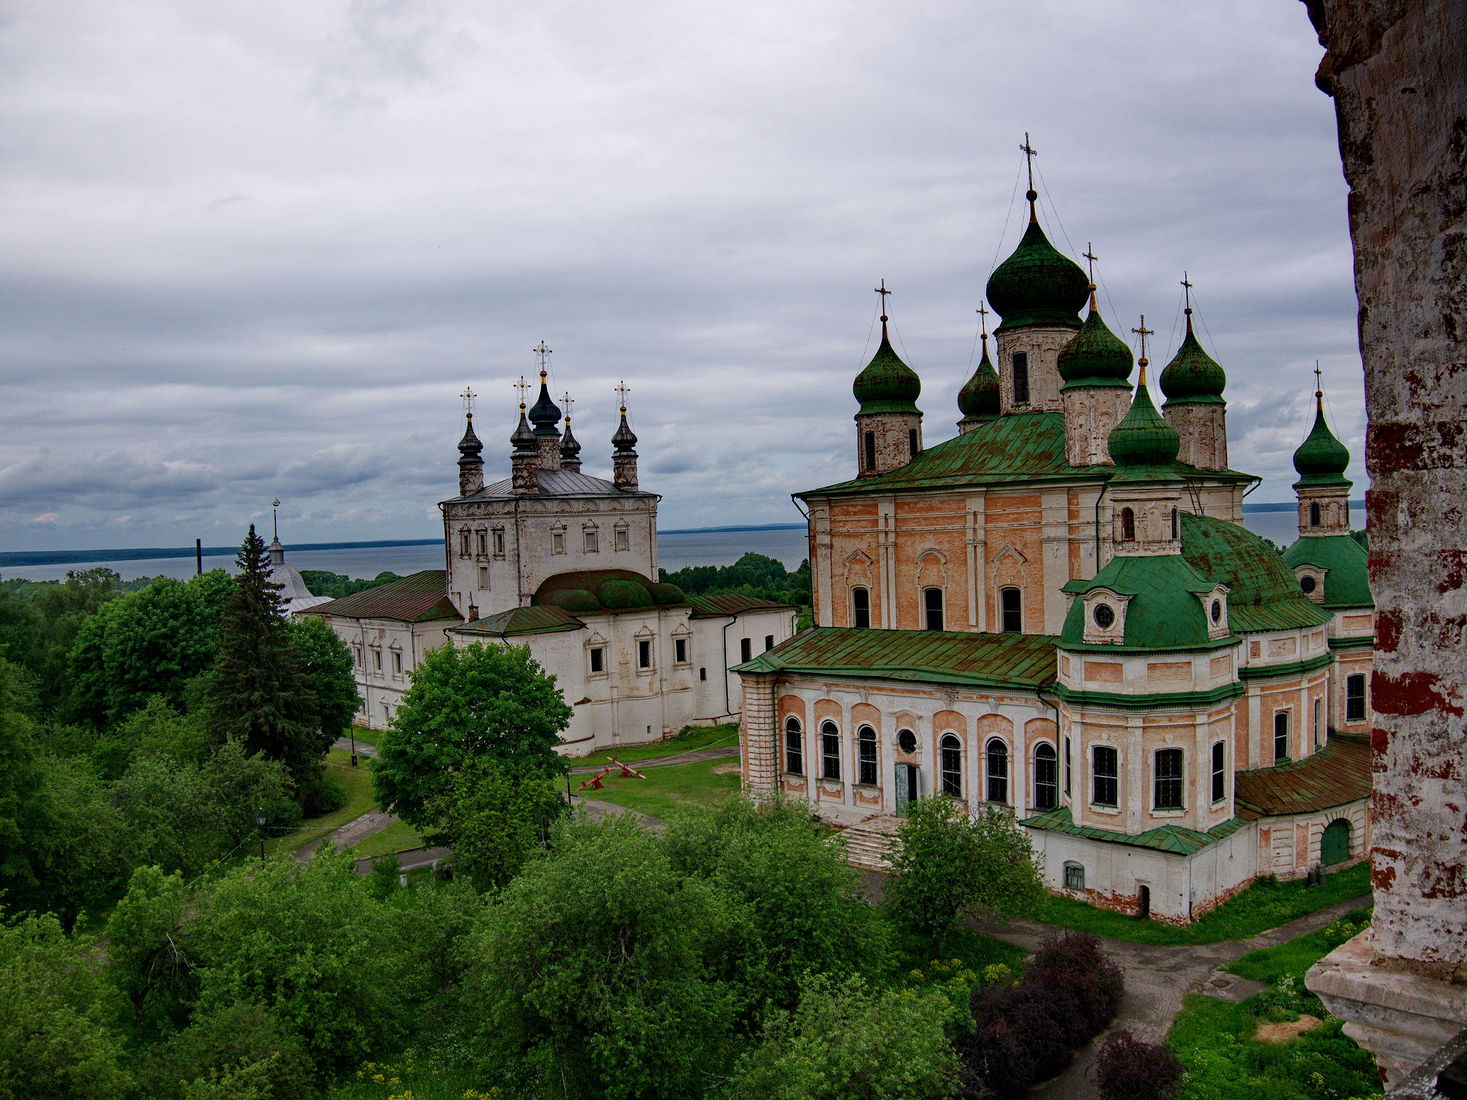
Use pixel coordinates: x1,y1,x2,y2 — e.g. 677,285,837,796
255,807,267,862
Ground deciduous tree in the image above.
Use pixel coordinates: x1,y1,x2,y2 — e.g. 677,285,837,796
422,756,565,892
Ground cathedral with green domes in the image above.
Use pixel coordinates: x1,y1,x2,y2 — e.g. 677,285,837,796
736,179,1373,923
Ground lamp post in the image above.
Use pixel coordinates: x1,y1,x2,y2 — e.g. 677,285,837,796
350,728,358,767
255,807,267,862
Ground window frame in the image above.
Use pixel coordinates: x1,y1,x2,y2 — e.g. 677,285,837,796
1211,740,1226,803
1274,711,1291,762
784,717,803,775
740,637,752,662
820,721,841,781
940,733,962,797
637,638,653,670
984,737,1009,804
857,725,878,787
923,586,944,631
1154,747,1184,811
1012,351,1030,405
999,586,1022,633
1034,742,1058,811
588,646,606,675
674,637,689,665
852,586,871,629
1092,745,1119,807
1345,674,1367,722
583,527,599,553
1121,507,1136,541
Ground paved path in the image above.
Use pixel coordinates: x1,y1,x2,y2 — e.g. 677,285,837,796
331,735,377,759
569,744,738,773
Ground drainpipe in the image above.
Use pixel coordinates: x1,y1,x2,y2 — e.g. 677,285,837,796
721,616,736,718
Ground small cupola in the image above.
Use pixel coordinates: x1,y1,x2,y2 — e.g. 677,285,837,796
853,281,924,477
612,381,639,492
1158,275,1230,472
984,203,1089,334
957,303,1000,433
1290,368,1353,537
510,397,538,495
456,387,484,496
853,307,922,416
1107,355,1181,472
1058,298,1133,390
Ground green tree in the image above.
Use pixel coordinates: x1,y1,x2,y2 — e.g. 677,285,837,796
885,798,1044,945
284,615,360,738
204,527,325,787
467,815,740,1098
423,756,566,892
727,973,958,1100
104,865,193,1033
373,642,571,827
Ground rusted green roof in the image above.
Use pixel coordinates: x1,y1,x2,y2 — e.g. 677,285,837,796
733,626,1056,690
801,412,1252,499
1180,513,1332,633
853,327,922,416
1021,805,1247,855
1281,534,1373,609
533,569,687,614
303,570,458,623
1059,554,1224,652
452,604,584,637
1234,732,1370,821
687,593,795,618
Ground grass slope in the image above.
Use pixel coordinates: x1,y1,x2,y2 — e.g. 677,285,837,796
572,723,739,769
343,819,424,861
572,756,742,819
267,748,376,856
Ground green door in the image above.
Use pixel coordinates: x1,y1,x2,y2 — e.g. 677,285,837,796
1321,819,1351,865
895,763,918,814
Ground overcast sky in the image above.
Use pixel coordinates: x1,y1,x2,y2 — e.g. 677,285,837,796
0,0,1362,552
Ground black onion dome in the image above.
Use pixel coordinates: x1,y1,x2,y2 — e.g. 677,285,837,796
612,410,637,452
457,413,483,465
510,407,536,452
985,212,1089,333
560,420,581,460
528,375,562,436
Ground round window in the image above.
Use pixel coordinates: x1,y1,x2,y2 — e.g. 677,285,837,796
1210,599,1223,623
1092,603,1116,629
897,729,917,754
1300,575,1317,594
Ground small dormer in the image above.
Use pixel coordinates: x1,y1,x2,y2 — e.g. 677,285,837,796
1196,584,1232,641
1293,564,1328,605
1079,587,1134,646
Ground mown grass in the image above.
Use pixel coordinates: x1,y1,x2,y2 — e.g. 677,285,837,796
267,748,377,856
340,725,381,750
572,722,740,770
573,756,742,820
344,819,424,861
1168,911,1380,1100
1034,861,1371,945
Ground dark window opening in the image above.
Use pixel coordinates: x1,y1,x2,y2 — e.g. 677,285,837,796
637,639,653,669
1274,711,1290,762
1300,574,1318,594
897,728,917,754
1000,587,1022,633
1346,674,1367,722
740,637,752,662
852,586,870,629
589,647,605,674
1064,862,1085,890
1064,736,1072,795
674,637,688,663
1035,743,1058,810
985,738,1008,803
940,734,962,797
1310,501,1322,526
699,667,707,681
1170,507,1179,539
764,634,774,652
858,726,878,786
863,431,876,471
1154,748,1184,810
1093,746,1118,806
923,587,944,631
1211,740,1226,802
908,428,918,458
1121,507,1136,541
1012,352,1030,405
821,721,840,781
785,717,803,775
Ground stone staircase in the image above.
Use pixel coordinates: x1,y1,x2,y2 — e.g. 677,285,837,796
840,814,903,872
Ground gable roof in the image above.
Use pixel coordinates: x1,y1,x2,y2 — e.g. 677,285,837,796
687,593,795,618
446,467,658,503
302,570,459,623
452,604,585,637
733,626,1056,691
1234,732,1371,821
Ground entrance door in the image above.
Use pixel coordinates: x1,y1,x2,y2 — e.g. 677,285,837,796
1137,885,1151,920
894,763,919,814
1321,819,1351,865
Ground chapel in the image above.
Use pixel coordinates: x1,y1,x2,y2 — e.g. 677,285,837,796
736,175,1374,922
306,356,795,754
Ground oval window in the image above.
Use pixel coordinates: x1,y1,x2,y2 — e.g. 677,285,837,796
1210,599,1223,623
1300,575,1317,594
1092,603,1116,629
897,729,917,754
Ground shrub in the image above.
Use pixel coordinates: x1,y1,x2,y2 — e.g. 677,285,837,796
1026,932,1124,1046
299,775,347,817
1094,1030,1183,1100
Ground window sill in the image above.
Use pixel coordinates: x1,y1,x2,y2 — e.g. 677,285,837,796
853,782,881,791
1151,808,1186,817
1089,803,1121,815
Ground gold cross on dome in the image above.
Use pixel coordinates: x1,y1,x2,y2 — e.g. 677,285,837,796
1315,361,1324,397
975,300,989,337
561,391,575,422
514,376,530,406
1083,243,1099,283
1020,132,1038,189
1132,316,1155,363
615,380,630,412
532,340,552,372
460,386,476,414
1181,272,1194,311
874,279,891,315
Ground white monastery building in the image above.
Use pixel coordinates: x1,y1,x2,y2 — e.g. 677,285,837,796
306,361,795,755
735,175,1375,923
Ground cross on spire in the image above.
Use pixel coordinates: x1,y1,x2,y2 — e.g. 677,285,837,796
514,375,530,408
1180,272,1194,310
532,340,552,374
561,391,575,422
874,279,891,321
271,498,281,541
976,300,989,339
1020,132,1038,191
1083,243,1099,283
615,380,630,412
1314,361,1324,398
460,386,476,415
1132,316,1155,371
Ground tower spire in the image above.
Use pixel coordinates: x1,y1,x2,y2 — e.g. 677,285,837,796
1132,316,1154,385
874,279,892,340
1083,243,1099,310
976,300,990,353
1181,272,1195,335
1020,132,1039,220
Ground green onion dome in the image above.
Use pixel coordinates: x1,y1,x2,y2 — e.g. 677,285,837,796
985,201,1089,333
1108,372,1180,469
957,339,1001,420
1159,312,1226,404
853,319,922,416
1058,300,1134,388
1292,393,1351,486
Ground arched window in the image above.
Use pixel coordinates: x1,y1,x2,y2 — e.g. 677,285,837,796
908,428,919,458
923,587,944,631
857,725,878,786
821,721,840,780
1170,507,1179,539
1012,352,1030,405
999,587,1022,633
1154,748,1184,810
1034,743,1058,810
1309,501,1322,527
784,717,803,775
985,738,1009,803
939,734,962,797
851,587,870,629
1120,507,1136,541
863,431,876,471
1211,740,1226,802
1314,698,1323,748
1092,746,1119,806
1274,711,1290,763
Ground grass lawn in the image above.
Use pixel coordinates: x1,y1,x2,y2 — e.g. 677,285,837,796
1034,861,1370,945
1168,911,1379,1099
267,748,377,856
344,819,424,861
573,722,739,770
340,725,381,750
573,756,742,819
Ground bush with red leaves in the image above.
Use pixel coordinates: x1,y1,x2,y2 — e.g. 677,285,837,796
1094,1029,1184,1100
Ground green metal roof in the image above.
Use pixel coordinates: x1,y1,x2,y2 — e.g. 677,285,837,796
1021,805,1247,855
985,213,1089,333
1180,513,1332,633
1159,322,1226,405
1234,732,1370,821
1282,534,1373,609
1292,395,1352,488
852,326,922,416
686,593,795,618
533,569,688,614
957,344,1000,420
1058,305,1134,389
452,604,584,637
1059,554,1222,651
303,570,458,623
1107,380,1181,475
733,626,1056,690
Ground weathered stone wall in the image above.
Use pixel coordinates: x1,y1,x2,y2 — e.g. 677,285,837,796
1305,0,1467,972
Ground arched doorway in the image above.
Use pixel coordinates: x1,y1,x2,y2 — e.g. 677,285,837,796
1322,818,1352,865
1137,885,1151,920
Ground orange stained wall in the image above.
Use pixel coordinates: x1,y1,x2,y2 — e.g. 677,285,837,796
933,709,968,745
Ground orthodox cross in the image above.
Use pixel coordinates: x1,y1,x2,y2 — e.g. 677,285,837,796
514,376,530,408
1132,316,1155,371
532,340,552,376
1180,272,1194,311
615,380,630,413
1020,132,1038,191
561,391,575,422
1315,361,1324,397
460,386,476,415
271,498,281,541
1083,243,1099,284
874,278,891,321
975,300,990,339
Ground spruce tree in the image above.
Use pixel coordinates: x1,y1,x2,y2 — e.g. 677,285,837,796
205,526,326,788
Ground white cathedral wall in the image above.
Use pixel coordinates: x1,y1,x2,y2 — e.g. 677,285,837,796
324,615,454,731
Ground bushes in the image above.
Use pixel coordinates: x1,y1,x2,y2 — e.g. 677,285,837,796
1095,1030,1183,1100
955,932,1123,1099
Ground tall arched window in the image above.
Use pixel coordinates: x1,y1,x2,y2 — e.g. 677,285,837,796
923,587,944,631
1092,746,1119,806
1170,507,1179,539
857,725,878,786
1210,740,1226,802
1121,507,1136,541
851,587,870,629
1274,711,1290,762
939,734,962,797
1012,352,1030,405
1309,501,1322,527
1154,748,1184,810
1034,743,1058,810
821,721,841,780
908,429,919,459
1000,587,1022,633
863,431,876,471
985,738,1009,803
784,717,803,775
